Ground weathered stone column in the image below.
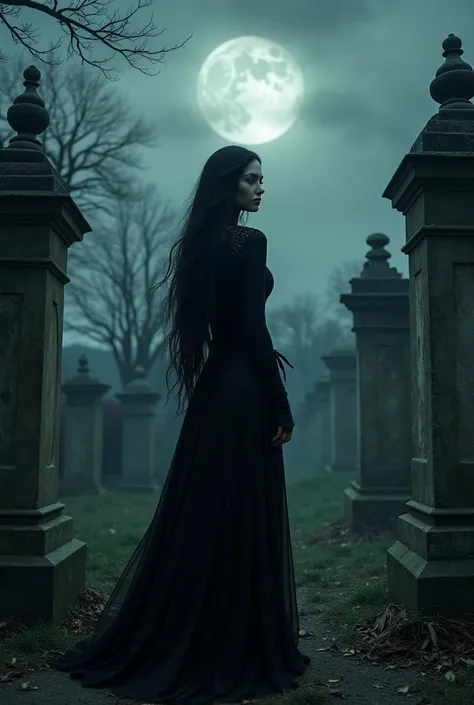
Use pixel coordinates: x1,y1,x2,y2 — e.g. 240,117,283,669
342,234,412,530
322,348,357,473
313,377,331,473
383,34,474,615
117,367,161,492
61,354,110,495
0,66,89,623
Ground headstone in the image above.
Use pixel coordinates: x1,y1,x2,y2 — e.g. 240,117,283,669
117,366,161,492
313,377,331,473
383,34,474,615
61,354,110,495
341,234,412,530
322,348,357,473
0,66,89,623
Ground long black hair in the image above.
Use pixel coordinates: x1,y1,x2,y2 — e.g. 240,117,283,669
151,145,261,414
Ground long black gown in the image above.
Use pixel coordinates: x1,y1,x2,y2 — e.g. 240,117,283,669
53,225,310,704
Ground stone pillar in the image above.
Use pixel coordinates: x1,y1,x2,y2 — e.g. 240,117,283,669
383,34,474,615
313,377,331,473
0,66,89,623
61,354,110,495
117,367,161,492
341,234,412,530
322,348,357,473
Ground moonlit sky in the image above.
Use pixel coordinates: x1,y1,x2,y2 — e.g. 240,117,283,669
2,0,474,309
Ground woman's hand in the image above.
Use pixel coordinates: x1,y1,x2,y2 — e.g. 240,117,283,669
271,426,292,447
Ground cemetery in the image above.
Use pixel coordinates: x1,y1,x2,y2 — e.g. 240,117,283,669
1,23,474,705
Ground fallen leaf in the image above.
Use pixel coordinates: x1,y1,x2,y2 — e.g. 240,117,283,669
20,682,39,691
328,687,345,697
397,685,411,694
108,528,116,535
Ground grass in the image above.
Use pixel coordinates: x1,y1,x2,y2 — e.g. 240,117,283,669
288,473,391,637
416,669,474,704
1,472,472,704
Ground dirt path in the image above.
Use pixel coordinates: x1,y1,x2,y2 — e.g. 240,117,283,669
0,588,421,705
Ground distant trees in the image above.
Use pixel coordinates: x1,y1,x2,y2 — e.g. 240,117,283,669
267,293,345,406
0,0,189,78
324,259,364,334
64,183,177,387
0,55,158,216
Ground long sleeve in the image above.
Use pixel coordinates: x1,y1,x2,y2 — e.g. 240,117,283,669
239,229,294,430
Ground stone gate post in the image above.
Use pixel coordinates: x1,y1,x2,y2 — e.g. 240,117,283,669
383,34,474,614
117,367,161,492
342,234,412,530
313,377,330,473
322,348,357,473
61,354,110,495
0,66,89,623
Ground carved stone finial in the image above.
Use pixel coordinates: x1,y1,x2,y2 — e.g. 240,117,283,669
430,34,474,110
360,233,401,279
6,65,50,151
77,354,90,375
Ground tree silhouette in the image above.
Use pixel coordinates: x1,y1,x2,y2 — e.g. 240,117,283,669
324,259,363,331
64,183,177,387
0,0,189,78
0,55,158,216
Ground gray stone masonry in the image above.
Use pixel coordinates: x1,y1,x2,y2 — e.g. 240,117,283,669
342,234,412,531
383,34,474,615
0,66,89,623
61,354,110,495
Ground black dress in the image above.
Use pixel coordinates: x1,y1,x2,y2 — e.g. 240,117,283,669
53,225,310,704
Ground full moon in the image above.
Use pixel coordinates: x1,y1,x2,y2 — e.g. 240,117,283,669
197,36,304,145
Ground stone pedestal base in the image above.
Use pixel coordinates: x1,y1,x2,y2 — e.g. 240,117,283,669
0,538,86,624
344,482,410,531
387,538,474,616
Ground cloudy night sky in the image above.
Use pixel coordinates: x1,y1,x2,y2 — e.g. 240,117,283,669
2,0,474,311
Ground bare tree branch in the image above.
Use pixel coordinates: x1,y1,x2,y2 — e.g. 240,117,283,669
268,292,348,402
324,259,364,330
0,0,190,78
0,54,159,215
64,182,176,387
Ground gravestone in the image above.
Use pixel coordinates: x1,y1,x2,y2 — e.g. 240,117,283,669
383,34,474,615
61,354,110,495
342,234,412,530
118,367,161,492
313,377,331,474
0,66,89,623
322,348,357,473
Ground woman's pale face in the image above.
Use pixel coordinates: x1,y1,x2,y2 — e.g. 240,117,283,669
235,159,265,213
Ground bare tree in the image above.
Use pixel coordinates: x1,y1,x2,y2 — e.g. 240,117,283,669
0,0,190,78
268,293,321,376
324,259,363,331
64,182,176,387
0,55,158,216
267,293,344,405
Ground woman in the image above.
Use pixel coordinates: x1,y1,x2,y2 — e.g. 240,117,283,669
53,145,310,704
